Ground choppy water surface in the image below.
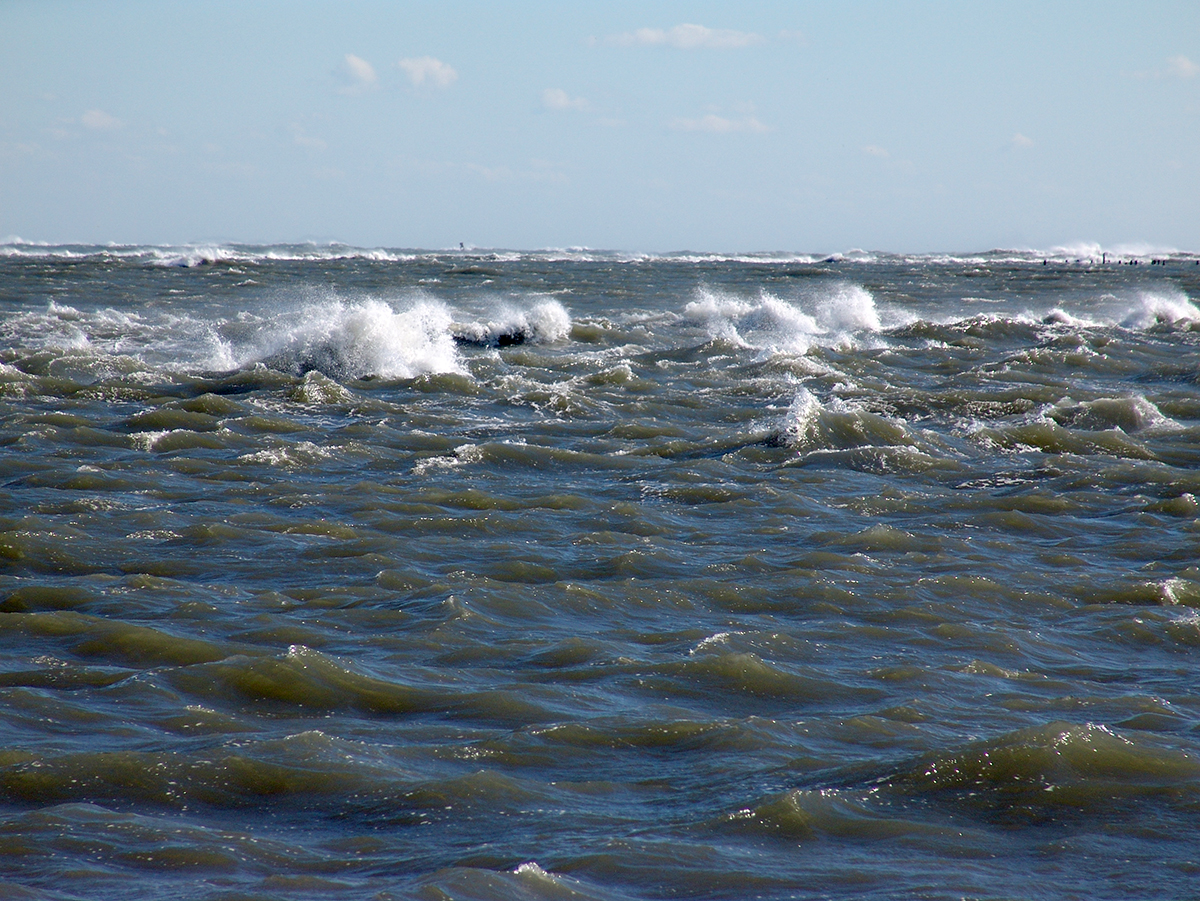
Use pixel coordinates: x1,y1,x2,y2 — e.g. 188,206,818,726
2,244,1200,900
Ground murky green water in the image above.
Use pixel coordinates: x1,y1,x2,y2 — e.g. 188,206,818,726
2,245,1199,899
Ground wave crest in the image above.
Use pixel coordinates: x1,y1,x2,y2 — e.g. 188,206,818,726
684,283,882,354
1120,289,1200,328
778,388,915,451
452,299,572,347
235,296,463,380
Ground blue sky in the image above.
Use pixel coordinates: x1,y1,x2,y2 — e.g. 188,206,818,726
1,1,1197,252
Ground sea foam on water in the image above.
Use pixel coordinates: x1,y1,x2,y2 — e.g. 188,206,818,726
241,295,464,380
1119,288,1200,329
684,283,885,356
451,298,572,347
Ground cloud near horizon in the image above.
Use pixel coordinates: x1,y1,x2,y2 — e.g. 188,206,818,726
611,24,764,50
670,114,768,133
398,56,458,88
80,109,121,130
542,88,589,111
341,54,378,91
291,124,327,152
1167,55,1198,78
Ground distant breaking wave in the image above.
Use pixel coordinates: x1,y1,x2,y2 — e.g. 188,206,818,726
3,240,1198,267
1,247,1194,392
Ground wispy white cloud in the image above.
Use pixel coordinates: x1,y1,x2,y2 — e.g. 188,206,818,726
1167,55,1198,78
466,160,568,185
467,162,512,181
527,158,569,184
291,124,327,152
670,114,768,133
611,24,764,50
341,54,378,92
861,144,916,173
0,141,40,160
542,88,589,111
1129,54,1200,80
1011,132,1034,149
398,56,458,88
81,109,121,130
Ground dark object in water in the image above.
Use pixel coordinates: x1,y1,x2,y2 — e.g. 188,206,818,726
453,328,527,348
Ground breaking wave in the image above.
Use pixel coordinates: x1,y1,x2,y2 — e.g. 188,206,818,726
0,289,576,383
766,387,945,473
1118,288,1200,328
226,294,573,378
684,283,883,354
1046,395,1179,434
450,298,572,347
229,297,463,380
776,388,915,452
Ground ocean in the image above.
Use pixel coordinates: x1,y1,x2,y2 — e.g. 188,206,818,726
1,243,1199,900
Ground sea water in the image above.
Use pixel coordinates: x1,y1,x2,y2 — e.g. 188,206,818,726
1,243,1199,899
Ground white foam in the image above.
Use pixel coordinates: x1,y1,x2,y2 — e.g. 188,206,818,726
1047,395,1180,434
238,441,333,468
780,387,825,445
5,240,1198,268
241,295,464,380
901,285,1199,335
684,283,883,354
412,443,484,476
1107,241,1180,258
145,245,236,268
1119,289,1200,329
524,298,572,342
512,862,569,887
1047,241,1107,260
685,288,821,352
778,387,918,452
816,282,882,333
690,631,740,655
454,298,572,345
131,430,165,452
1041,308,1097,328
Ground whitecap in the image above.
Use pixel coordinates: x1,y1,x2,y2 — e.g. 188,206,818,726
1046,395,1180,434
1119,289,1200,329
684,287,821,353
238,295,464,380
452,298,572,347
815,282,883,333
777,387,917,453
684,282,884,355
238,441,333,468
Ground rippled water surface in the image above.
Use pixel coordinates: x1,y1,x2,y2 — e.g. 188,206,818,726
2,245,1200,900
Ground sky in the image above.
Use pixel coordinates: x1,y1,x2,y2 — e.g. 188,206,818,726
1,1,1197,252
